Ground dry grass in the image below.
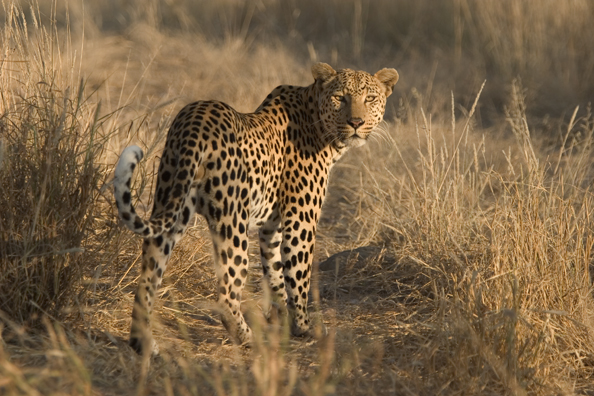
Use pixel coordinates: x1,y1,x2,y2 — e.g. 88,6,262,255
0,1,110,323
2,0,594,395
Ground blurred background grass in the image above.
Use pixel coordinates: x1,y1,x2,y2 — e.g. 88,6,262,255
44,0,594,121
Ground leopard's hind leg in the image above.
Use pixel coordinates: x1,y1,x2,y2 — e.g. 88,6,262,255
128,188,197,355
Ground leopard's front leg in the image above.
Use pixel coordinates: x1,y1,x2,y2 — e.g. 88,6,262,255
281,215,317,336
207,208,252,345
259,214,289,320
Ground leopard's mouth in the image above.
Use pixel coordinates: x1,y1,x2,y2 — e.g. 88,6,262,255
329,123,371,148
337,130,369,148
348,134,368,147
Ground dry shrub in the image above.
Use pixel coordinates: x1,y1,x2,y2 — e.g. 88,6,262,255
0,3,109,323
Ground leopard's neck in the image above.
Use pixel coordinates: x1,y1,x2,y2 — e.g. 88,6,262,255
301,84,348,163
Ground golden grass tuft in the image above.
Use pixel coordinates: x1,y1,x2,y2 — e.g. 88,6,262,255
0,2,111,323
336,80,594,393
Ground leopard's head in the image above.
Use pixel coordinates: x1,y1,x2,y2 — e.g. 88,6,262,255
312,63,399,148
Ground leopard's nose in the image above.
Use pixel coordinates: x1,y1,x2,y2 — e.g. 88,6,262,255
347,118,365,129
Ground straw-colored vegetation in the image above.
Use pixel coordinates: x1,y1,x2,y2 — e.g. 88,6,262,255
2,0,594,394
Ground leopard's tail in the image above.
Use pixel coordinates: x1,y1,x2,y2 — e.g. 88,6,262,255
113,146,167,238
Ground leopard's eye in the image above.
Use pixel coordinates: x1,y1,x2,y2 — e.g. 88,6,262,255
365,95,377,103
333,95,345,102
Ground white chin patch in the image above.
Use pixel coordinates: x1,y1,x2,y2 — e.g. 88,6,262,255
348,136,367,148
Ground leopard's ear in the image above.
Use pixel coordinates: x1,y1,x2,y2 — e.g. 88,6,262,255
312,63,337,83
374,68,399,97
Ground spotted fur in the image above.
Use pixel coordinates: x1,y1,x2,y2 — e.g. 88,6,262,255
113,63,399,354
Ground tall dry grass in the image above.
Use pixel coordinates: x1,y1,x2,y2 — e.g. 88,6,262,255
0,2,110,322
2,0,594,395
334,80,594,393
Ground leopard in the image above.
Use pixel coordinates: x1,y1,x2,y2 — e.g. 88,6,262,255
113,62,399,355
